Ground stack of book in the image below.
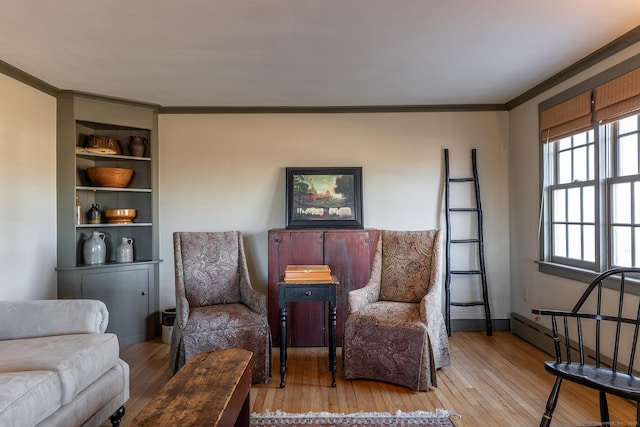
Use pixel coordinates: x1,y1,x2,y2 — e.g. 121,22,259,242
284,265,332,283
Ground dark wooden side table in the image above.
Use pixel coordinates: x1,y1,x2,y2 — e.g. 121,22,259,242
131,348,252,427
278,276,338,388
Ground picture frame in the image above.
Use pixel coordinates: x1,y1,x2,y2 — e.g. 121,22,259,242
286,167,363,229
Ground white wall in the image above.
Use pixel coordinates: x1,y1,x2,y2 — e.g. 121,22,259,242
509,41,640,326
158,111,511,322
0,74,57,300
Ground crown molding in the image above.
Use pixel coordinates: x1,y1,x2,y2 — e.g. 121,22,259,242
506,25,640,110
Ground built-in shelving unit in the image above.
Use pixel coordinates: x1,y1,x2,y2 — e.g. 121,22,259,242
56,93,160,345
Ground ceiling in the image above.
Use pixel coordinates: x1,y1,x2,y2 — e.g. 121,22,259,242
1,1,640,108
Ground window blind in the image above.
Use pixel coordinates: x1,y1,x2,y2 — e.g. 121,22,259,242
596,67,640,124
540,90,593,142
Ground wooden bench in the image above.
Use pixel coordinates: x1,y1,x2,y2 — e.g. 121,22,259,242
132,348,253,426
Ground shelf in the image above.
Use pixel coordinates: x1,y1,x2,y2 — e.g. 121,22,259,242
76,152,151,162
56,259,163,271
76,223,152,228
76,186,152,193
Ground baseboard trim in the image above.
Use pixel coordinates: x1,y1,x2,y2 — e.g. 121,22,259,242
450,318,510,333
510,312,626,372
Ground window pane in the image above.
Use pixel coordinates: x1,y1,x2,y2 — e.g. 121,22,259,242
573,146,587,181
567,188,581,222
573,132,586,146
583,186,594,223
558,150,572,184
635,228,640,267
613,182,631,223
635,184,640,224
553,189,566,222
619,134,638,176
584,225,595,262
612,226,632,267
588,143,594,180
619,115,638,134
553,224,566,258
558,137,572,151
567,224,582,259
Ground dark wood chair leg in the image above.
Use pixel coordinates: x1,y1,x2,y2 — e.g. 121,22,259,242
109,406,125,427
598,391,610,424
540,377,562,427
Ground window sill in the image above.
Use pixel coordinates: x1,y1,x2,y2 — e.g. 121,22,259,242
536,261,640,295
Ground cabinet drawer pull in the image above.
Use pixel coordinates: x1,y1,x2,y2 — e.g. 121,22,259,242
304,290,312,297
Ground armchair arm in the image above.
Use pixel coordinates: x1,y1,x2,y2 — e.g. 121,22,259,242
0,299,108,340
348,233,383,314
237,237,267,316
348,280,381,314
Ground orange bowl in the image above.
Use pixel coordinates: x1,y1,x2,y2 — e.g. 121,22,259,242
86,167,133,188
104,209,137,224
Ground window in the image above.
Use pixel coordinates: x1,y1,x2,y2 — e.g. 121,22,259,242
541,64,640,275
547,130,596,267
609,115,640,267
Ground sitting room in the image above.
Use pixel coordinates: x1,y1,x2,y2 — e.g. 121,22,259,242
2,2,640,426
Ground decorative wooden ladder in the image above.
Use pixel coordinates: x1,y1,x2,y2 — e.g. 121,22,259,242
443,148,492,336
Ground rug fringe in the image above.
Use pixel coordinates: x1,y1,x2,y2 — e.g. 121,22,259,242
252,409,452,418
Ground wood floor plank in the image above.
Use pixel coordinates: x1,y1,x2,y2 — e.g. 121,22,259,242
109,331,637,427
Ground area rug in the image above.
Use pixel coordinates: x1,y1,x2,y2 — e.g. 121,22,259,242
251,409,457,427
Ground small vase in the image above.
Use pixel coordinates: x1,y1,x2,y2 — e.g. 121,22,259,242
83,231,106,265
128,136,146,157
116,237,134,263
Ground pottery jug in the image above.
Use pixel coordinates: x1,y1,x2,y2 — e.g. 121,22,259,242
128,136,146,157
83,231,106,265
116,237,134,263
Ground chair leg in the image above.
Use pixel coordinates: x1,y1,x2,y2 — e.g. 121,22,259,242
540,377,562,427
598,391,610,424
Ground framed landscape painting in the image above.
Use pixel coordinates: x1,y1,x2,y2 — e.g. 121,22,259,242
286,167,363,229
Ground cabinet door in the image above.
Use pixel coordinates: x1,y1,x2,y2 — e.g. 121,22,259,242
80,268,150,345
324,229,379,346
267,230,325,346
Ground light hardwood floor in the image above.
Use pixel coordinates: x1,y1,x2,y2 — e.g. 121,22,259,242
110,331,637,426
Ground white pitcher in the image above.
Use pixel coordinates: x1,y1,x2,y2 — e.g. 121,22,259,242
116,237,134,263
83,231,106,264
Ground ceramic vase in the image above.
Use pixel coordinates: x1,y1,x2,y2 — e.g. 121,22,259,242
116,237,134,263
128,136,146,157
83,231,106,264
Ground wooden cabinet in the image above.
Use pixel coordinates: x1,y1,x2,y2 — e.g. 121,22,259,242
55,93,160,345
268,228,379,347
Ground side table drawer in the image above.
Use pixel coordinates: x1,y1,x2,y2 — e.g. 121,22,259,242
281,285,335,303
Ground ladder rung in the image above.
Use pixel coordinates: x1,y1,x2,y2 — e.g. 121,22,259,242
451,270,482,275
449,208,479,212
451,301,486,307
451,239,480,244
450,177,475,182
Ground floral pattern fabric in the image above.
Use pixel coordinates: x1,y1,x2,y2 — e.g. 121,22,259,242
343,230,450,391
170,231,271,383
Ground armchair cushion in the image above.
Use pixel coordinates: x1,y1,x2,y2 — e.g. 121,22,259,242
177,232,242,306
380,230,438,303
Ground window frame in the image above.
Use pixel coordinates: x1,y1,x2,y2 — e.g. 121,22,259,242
538,54,640,284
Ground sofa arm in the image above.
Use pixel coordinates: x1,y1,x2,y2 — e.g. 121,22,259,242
0,299,108,340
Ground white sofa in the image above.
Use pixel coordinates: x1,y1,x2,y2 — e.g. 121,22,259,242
0,300,129,427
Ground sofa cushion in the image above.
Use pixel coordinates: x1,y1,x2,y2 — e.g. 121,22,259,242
0,371,61,427
0,334,119,405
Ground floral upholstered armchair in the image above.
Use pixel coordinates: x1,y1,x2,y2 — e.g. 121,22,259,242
343,229,450,391
169,231,271,383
